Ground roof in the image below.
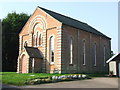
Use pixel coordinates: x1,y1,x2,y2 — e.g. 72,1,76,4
106,53,120,63
25,46,43,58
38,6,111,39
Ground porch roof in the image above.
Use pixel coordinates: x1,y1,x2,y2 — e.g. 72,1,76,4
25,46,43,59
106,53,120,63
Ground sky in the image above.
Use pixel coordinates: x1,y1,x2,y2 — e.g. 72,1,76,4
0,1,118,54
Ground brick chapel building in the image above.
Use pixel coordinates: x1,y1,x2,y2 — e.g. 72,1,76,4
17,6,111,74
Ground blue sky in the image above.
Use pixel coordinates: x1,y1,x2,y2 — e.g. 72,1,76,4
0,2,118,54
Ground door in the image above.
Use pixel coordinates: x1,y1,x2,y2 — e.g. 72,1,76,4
119,62,120,77
21,55,27,73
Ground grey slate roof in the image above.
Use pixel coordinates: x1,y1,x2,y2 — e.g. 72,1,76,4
38,6,111,39
25,46,43,58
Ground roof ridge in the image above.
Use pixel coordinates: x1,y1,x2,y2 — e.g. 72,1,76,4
38,6,87,25
38,6,110,39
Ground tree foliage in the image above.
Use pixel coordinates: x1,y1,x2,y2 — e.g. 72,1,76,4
111,51,115,57
2,12,30,71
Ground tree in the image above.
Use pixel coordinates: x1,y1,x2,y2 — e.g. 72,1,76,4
111,51,115,57
2,12,30,71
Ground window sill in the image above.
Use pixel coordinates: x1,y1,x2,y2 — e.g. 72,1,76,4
33,45,42,47
69,64,73,66
39,45,42,47
50,62,54,65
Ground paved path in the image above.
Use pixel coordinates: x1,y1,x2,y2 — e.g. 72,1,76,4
2,77,119,88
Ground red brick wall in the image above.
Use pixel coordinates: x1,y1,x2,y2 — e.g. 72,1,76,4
46,28,58,73
18,7,111,74
61,24,111,74
18,7,62,73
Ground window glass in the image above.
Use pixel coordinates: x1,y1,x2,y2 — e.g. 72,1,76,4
83,40,86,65
50,36,54,63
70,37,73,64
94,43,97,66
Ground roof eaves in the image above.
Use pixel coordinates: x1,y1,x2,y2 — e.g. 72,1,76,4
106,53,119,63
38,6,111,39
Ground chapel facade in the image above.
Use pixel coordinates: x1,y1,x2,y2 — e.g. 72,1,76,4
17,7,111,74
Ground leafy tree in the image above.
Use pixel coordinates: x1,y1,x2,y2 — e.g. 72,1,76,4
111,51,115,57
2,12,30,71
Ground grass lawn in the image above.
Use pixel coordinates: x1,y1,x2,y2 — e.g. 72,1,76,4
1,72,83,86
86,73,108,77
1,72,107,86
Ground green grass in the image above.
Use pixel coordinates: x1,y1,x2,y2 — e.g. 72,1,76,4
86,73,108,77
1,72,108,86
1,72,82,86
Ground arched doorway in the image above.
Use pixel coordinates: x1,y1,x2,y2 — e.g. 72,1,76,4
21,54,27,73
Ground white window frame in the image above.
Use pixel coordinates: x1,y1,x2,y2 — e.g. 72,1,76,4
94,43,97,66
83,40,86,65
70,37,73,64
33,29,41,47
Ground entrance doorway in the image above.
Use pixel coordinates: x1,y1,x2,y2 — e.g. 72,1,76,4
21,55,27,73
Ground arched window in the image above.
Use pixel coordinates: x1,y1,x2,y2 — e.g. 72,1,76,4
104,45,106,66
49,36,54,64
70,37,73,64
83,40,86,65
94,43,97,66
39,34,42,46
33,35,36,46
36,32,38,46
24,41,27,47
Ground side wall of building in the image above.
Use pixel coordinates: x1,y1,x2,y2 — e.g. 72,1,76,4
116,61,120,77
61,24,111,74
